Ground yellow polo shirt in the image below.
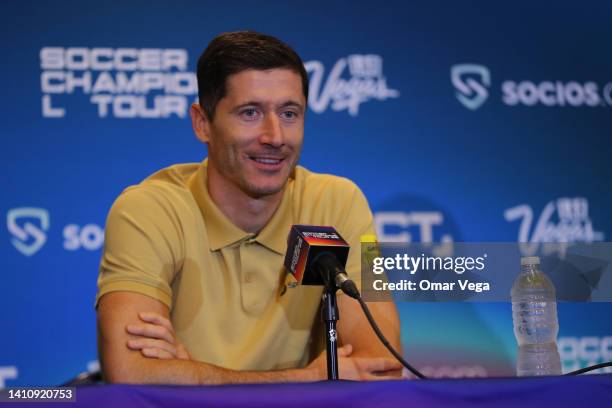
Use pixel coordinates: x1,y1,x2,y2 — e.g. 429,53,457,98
96,160,375,370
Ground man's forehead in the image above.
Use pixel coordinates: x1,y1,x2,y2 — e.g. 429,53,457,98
224,68,305,105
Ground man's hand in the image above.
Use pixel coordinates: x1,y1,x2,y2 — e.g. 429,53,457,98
126,312,191,360
307,344,402,381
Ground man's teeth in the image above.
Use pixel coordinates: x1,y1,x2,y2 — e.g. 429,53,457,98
253,158,281,164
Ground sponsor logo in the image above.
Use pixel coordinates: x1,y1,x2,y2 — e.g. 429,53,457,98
502,80,602,107
302,232,339,239
374,211,454,244
374,211,456,257
40,47,197,118
305,54,399,116
0,366,18,388
451,64,490,110
452,63,612,110
504,197,604,256
40,48,399,119
63,223,104,251
559,336,612,374
7,208,49,256
374,195,462,258
7,208,104,255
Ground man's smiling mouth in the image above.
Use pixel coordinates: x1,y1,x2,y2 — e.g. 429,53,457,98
249,156,284,165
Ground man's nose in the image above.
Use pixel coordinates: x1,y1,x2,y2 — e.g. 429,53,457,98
259,114,284,147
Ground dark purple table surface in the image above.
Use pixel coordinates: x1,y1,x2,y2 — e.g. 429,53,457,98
17,374,612,408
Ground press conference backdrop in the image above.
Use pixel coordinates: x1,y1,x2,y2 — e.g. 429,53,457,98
2,1,612,386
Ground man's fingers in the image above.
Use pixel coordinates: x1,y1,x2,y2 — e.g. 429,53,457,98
383,368,404,379
175,344,192,361
127,339,178,357
358,357,403,373
141,347,174,360
138,312,174,334
363,373,401,381
338,344,353,357
126,323,174,344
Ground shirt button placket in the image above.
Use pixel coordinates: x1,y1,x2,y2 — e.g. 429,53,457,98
239,237,261,313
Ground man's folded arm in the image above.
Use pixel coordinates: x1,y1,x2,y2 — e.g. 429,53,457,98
97,291,319,384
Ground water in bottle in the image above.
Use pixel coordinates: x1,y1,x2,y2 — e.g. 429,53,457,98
511,256,562,376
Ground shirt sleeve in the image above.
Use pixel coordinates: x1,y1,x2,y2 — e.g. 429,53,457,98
95,184,184,309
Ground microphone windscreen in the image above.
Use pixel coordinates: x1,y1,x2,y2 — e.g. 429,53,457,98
284,225,349,285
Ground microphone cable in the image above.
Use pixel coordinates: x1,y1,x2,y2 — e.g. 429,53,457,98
565,362,612,376
337,276,426,379
355,294,427,379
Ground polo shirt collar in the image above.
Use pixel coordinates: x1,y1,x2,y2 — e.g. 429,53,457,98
188,160,294,255
188,160,249,251
255,178,293,255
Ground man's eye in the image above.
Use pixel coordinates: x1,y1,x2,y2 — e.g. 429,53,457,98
240,108,260,120
280,111,299,121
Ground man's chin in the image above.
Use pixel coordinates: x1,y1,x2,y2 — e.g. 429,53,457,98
239,161,298,199
243,184,285,199
241,178,289,199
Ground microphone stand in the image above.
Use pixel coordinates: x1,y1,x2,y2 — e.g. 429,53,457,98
321,277,340,380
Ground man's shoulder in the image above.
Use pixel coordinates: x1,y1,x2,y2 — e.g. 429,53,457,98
123,162,198,194
141,162,200,188
291,166,370,218
294,166,361,195
290,166,374,237
110,163,200,217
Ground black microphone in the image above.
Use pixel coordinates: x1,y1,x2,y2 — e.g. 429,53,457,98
284,225,428,379
312,252,360,299
283,225,360,298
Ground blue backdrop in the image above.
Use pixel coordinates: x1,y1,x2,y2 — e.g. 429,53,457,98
1,0,611,385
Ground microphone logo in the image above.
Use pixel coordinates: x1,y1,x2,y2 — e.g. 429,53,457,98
328,329,337,343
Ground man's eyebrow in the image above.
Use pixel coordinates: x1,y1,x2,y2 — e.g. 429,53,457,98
279,100,305,112
232,101,264,112
231,100,305,113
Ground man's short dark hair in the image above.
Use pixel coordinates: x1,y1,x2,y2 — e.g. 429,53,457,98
196,31,309,120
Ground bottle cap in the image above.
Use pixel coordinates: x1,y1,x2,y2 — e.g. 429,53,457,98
521,256,540,266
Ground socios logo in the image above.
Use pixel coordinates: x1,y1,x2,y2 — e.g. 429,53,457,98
6,208,104,256
502,80,604,107
305,54,400,116
450,64,490,110
6,207,50,256
452,62,612,110
63,223,105,251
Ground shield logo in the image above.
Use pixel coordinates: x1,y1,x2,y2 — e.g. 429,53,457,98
451,64,490,110
7,207,50,256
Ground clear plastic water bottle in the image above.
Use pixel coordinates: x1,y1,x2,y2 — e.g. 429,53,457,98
511,256,562,376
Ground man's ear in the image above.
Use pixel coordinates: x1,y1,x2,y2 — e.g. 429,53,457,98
190,103,211,144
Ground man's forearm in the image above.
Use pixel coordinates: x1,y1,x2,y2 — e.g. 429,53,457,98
103,356,319,385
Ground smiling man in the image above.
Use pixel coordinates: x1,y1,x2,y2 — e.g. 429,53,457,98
95,31,401,384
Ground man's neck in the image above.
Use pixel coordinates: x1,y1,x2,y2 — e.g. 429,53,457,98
206,167,283,234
